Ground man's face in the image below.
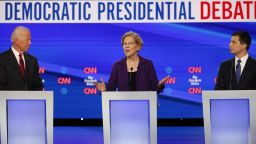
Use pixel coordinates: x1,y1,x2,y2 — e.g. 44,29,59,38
229,36,246,55
14,30,31,53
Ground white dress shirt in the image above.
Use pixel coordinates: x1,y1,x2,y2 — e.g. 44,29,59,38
11,46,26,68
235,53,248,75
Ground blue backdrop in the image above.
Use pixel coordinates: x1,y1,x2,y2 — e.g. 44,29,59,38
0,23,255,118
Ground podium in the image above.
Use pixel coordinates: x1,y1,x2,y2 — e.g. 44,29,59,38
0,91,53,144
202,90,256,144
102,91,157,144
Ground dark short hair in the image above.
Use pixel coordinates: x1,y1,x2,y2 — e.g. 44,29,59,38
232,31,251,51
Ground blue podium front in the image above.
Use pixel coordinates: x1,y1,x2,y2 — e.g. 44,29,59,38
0,91,53,144
102,91,157,144
202,90,256,144
7,100,47,144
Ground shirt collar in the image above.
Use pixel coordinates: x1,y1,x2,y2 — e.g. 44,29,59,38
235,53,249,64
11,46,26,66
11,46,21,57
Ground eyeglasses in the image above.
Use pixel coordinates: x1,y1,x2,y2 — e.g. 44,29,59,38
122,42,136,47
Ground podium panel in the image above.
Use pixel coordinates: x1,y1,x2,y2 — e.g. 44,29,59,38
0,91,53,144
210,99,250,144
202,90,256,144
110,100,149,144
102,92,157,144
7,100,46,144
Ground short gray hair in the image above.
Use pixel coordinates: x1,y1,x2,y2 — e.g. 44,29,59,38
11,26,30,42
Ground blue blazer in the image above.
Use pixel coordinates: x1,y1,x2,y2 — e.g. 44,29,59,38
106,55,159,91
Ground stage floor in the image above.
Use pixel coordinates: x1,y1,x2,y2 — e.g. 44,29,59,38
54,126,205,144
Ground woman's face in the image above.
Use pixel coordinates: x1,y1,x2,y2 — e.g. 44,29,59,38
122,36,140,57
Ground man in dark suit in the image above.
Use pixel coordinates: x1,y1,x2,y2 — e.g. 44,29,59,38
0,26,43,90
215,31,256,90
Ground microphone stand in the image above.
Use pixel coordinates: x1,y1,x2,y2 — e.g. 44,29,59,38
129,67,133,91
230,60,234,90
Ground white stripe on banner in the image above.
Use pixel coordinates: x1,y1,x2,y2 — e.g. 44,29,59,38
0,0,255,23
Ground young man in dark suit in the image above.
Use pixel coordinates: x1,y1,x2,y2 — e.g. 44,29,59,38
215,31,256,90
0,26,43,90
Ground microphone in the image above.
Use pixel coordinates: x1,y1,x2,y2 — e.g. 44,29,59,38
129,67,133,91
229,60,234,90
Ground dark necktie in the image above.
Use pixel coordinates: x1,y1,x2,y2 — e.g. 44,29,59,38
19,53,25,77
235,59,241,84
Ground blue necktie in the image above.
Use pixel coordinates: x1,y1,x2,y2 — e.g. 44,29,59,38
235,59,241,84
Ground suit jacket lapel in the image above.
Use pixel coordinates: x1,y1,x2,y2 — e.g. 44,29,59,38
120,58,129,90
7,49,25,80
136,55,146,81
24,53,30,80
230,59,239,89
239,57,251,85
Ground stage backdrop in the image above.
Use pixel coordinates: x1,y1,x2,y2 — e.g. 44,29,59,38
0,23,255,118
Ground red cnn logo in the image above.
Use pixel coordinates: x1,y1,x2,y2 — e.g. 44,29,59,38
39,67,45,74
58,77,71,84
165,77,176,84
188,87,202,94
84,67,97,74
188,67,202,73
84,88,97,94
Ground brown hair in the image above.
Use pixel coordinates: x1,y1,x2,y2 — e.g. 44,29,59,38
232,31,251,51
